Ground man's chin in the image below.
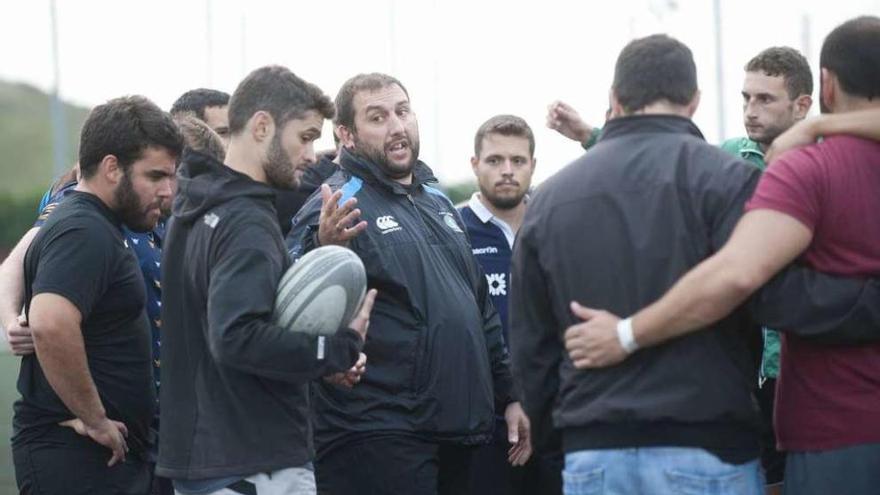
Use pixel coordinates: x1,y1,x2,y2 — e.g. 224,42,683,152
267,174,299,191
383,160,414,178
485,193,525,210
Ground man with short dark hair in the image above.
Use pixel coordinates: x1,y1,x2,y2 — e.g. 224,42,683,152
721,46,813,165
513,35,772,494
170,88,231,142
511,33,880,495
159,65,374,495
564,17,880,495
288,73,529,495
459,115,557,495
717,45,814,493
12,95,183,495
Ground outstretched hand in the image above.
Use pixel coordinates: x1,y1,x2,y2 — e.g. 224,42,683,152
317,184,368,247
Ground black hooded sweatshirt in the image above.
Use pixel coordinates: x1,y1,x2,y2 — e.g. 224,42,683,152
157,150,362,480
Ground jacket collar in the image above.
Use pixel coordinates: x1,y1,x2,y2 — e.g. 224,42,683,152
599,114,705,142
339,148,438,195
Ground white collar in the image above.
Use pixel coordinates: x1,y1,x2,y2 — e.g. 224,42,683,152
467,192,495,224
468,192,518,248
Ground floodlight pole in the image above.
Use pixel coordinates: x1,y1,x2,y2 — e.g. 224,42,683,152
49,0,68,178
713,0,726,140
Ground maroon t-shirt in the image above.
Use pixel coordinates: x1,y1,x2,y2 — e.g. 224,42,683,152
746,135,880,452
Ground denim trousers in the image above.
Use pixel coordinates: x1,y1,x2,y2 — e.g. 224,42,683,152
563,447,764,495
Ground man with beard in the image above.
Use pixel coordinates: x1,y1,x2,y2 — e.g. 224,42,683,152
158,65,375,495
287,73,529,495
457,115,556,495
1,113,225,495
12,96,183,494
716,46,813,494
721,47,813,165
561,17,880,494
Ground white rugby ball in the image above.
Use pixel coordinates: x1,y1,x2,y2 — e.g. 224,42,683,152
274,245,367,336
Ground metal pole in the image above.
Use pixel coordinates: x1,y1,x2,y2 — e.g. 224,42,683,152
206,0,213,86
240,10,247,75
49,0,68,178
801,14,812,64
713,0,726,140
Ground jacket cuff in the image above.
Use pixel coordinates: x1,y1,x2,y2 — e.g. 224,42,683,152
337,327,364,352
322,328,363,373
494,374,518,412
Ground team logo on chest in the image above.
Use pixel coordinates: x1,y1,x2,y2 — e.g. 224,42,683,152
486,273,507,296
440,212,464,233
376,215,402,234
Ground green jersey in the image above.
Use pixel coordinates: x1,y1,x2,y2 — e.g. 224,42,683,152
720,137,779,379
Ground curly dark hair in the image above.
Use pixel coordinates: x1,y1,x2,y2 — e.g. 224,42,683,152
745,47,813,99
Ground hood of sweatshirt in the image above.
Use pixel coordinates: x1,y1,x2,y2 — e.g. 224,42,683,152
173,149,276,224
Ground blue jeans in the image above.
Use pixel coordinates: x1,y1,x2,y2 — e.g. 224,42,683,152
563,447,764,495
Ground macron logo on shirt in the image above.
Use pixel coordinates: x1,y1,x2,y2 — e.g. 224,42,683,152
472,246,499,255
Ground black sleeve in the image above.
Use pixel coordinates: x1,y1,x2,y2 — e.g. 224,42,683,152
509,219,563,453
749,266,880,345
30,223,112,319
702,159,762,252
207,223,361,383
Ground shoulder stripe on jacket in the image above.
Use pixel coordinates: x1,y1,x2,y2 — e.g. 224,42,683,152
338,177,364,206
422,184,453,208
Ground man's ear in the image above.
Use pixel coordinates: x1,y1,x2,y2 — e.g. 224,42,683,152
338,125,356,149
793,94,813,120
99,155,122,185
249,111,274,143
685,90,701,118
470,155,480,176
820,68,836,113
609,89,626,117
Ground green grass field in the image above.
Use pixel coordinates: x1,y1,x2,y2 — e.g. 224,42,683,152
0,352,22,494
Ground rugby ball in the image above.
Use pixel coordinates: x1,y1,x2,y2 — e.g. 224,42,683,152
274,245,367,336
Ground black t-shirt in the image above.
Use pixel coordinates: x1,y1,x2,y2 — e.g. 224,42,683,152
14,191,155,454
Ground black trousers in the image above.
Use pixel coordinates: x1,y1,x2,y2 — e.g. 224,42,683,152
13,424,152,495
316,433,474,495
467,420,563,495
757,377,785,485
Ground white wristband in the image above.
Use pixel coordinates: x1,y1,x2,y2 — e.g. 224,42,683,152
616,317,639,354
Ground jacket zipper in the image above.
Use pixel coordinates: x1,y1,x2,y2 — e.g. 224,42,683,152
406,193,434,238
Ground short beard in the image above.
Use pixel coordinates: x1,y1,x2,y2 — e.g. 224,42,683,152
263,132,298,190
114,168,155,232
352,132,420,181
749,122,790,146
480,184,526,210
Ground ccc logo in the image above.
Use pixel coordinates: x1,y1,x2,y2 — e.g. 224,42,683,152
376,216,400,231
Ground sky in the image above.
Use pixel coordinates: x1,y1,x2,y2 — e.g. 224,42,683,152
1,0,878,185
